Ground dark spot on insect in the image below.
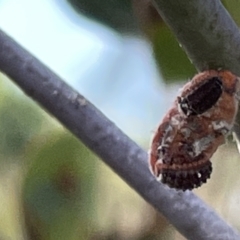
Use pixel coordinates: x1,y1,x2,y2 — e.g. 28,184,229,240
157,145,167,158
179,77,222,116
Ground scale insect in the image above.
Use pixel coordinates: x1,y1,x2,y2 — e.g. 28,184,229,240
149,70,240,191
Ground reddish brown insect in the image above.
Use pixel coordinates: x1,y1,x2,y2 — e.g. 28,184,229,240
149,70,240,191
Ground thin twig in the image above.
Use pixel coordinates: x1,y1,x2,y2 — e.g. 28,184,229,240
153,0,240,75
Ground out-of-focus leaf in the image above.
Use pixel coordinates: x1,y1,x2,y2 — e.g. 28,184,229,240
152,25,196,82
0,98,42,156
0,75,43,159
132,1,196,82
22,132,97,240
222,1,240,26
66,0,138,33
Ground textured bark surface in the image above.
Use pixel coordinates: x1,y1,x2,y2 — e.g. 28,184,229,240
153,0,240,75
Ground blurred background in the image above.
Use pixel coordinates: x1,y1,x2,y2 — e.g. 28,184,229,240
0,0,239,239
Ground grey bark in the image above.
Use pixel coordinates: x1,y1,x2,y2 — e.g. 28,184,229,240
153,0,240,74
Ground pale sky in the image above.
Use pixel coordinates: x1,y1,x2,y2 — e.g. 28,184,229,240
0,0,175,142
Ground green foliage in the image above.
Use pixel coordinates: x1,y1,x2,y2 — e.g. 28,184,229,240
0,75,44,160
222,0,240,26
22,133,97,240
151,25,196,82
0,96,41,157
67,0,138,32
0,75,100,239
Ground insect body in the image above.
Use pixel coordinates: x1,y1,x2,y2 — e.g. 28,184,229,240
149,70,240,191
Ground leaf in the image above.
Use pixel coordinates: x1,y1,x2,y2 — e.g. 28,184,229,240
152,25,196,82
22,132,97,240
132,1,196,82
66,0,138,32
0,75,43,158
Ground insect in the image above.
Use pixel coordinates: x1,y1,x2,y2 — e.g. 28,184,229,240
149,70,240,191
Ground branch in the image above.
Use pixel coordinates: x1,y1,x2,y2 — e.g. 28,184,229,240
0,0,239,238
153,0,240,74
